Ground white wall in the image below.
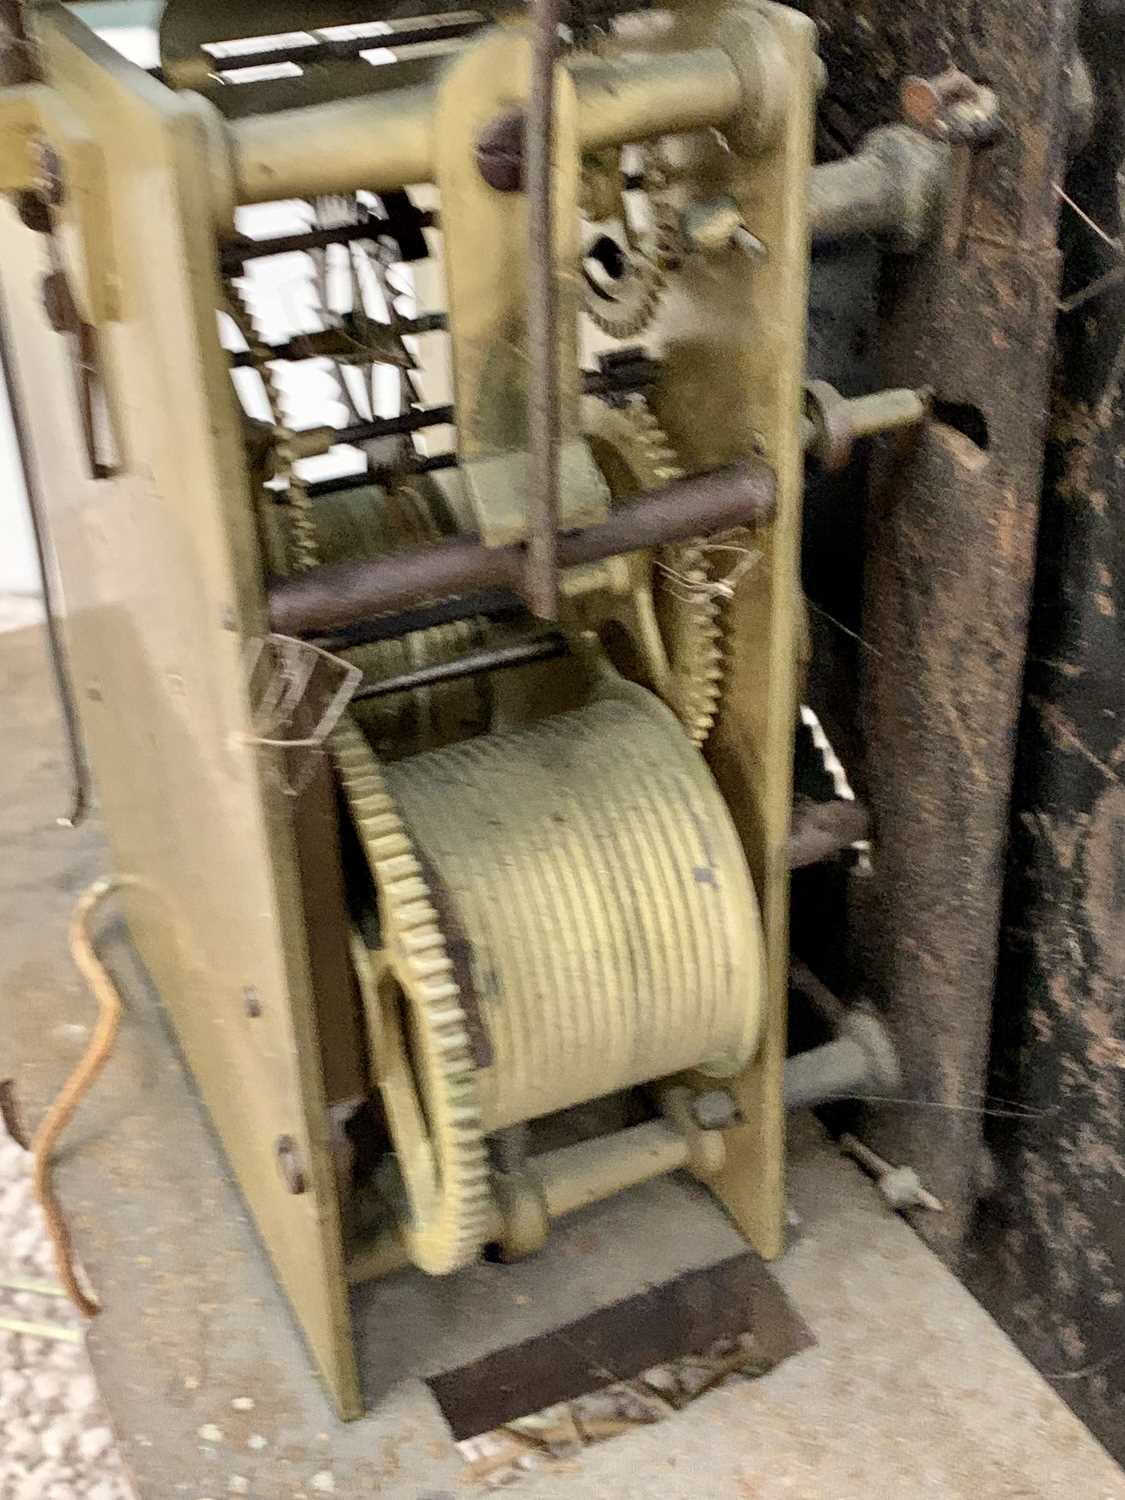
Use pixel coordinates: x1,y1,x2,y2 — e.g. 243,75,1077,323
0,16,429,609
1,18,159,603
0,364,40,593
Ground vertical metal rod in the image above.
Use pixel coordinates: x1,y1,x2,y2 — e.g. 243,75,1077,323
525,0,561,619
0,283,90,826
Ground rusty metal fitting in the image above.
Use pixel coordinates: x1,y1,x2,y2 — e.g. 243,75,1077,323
784,1007,901,1113
901,69,1001,146
658,1086,727,1178
788,797,871,869
690,1089,740,1132
15,143,62,232
275,1134,307,1195
713,4,794,157
808,125,950,253
683,195,768,261
270,458,777,637
839,1135,944,1214
475,105,525,192
803,380,929,472
490,1168,550,1262
40,269,77,334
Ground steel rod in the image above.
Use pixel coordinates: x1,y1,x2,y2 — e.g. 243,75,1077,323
223,48,743,208
525,0,562,618
317,588,526,652
269,459,776,636
304,452,457,500
351,632,567,701
203,16,483,76
195,0,649,81
787,797,870,869
220,212,436,273
783,1036,873,1112
330,404,454,447
283,363,660,468
0,280,89,826
228,311,447,368
345,1116,693,1286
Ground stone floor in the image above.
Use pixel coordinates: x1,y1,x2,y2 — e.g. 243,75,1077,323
3,619,1124,1499
0,1130,135,1500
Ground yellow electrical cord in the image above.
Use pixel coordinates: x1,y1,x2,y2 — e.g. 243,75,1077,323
31,874,134,1318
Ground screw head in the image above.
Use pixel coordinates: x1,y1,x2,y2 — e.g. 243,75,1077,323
690,1089,739,1131
40,270,74,333
475,107,526,192
275,1135,307,1195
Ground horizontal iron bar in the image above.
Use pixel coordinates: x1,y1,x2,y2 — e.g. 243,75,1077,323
787,797,871,869
227,47,740,205
220,212,437,273
292,361,661,453
351,631,567,700
332,404,454,446
317,588,526,651
345,1114,688,1286
305,452,457,499
205,15,483,76
227,311,447,368
198,0,650,81
220,184,647,273
269,459,776,636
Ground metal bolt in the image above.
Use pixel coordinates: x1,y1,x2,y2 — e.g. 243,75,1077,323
804,380,930,472
16,191,51,234
275,1135,307,1195
683,196,767,261
839,1134,944,1213
901,68,1000,146
475,107,526,192
731,225,768,262
690,1089,739,1131
40,270,73,334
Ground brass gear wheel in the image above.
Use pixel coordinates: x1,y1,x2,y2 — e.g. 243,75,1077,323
580,151,681,340
584,398,725,745
333,716,492,1275
223,266,491,758
311,477,492,759
225,250,494,1273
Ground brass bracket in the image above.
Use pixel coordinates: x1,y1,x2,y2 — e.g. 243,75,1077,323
0,82,118,323
432,25,610,547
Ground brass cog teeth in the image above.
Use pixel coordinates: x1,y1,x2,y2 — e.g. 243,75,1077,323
415,976,459,1001
393,878,433,905
397,901,439,928
584,255,664,340
586,397,728,746
370,834,412,860
331,720,491,1275
412,959,456,984
235,275,489,1284
380,854,421,883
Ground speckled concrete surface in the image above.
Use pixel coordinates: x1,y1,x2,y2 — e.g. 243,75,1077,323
0,1133,135,1499
4,620,1125,1499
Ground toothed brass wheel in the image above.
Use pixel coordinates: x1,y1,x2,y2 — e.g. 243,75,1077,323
584,397,725,745
311,476,492,759
333,717,493,1275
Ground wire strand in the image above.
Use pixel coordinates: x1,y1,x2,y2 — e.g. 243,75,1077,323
31,875,137,1318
